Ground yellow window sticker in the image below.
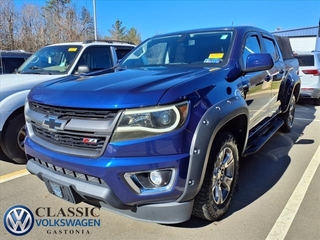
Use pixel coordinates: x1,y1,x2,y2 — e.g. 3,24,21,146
209,53,224,59
68,48,78,52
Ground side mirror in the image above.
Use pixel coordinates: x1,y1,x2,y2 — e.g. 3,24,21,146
226,53,274,82
244,53,274,73
77,65,90,74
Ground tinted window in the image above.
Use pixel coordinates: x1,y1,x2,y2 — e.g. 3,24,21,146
115,47,134,60
296,55,314,66
76,46,112,71
242,35,261,67
263,37,279,61
0,58,26,74
273,36,294,60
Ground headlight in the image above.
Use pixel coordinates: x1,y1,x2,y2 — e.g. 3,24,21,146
111,101,189,142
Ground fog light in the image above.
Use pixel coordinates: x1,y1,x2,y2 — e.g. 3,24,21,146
124,169,174,194
149,171,162,186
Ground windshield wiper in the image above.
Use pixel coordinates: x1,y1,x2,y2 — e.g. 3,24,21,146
27,66,51,75
29,66,44,70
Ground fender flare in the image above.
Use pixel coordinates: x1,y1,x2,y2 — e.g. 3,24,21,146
177,95,249,202
280,72,301,112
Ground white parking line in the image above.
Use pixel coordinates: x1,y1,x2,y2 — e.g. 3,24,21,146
266,144,320,240
0,169,30,183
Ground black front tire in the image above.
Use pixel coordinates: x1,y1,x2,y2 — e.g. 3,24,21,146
280,95,296,133
1,113,27,164
192,131,239,221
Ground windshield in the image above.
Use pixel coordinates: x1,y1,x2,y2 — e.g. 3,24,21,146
120,30,233,68
17,45,82,75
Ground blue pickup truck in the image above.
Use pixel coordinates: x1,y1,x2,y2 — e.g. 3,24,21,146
25,26,300,224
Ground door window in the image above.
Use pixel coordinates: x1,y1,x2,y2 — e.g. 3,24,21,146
77,47,112,71
242,35,261,67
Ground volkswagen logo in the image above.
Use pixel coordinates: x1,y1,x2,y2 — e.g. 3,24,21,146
3,205,34,236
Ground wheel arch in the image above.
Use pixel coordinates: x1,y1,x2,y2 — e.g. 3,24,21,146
177,97,249,202
2,106,25,133
280,72,301,112
0,90,29,132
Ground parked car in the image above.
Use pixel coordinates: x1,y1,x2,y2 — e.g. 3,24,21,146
0,40,135,163
295,51,320,105
25,26,300,224
0,50,32,74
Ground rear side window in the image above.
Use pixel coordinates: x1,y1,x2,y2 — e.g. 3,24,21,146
296,55,314,66
115,47,134,61
263,37,279,61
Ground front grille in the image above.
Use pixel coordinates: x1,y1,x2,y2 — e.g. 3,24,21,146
31,158,106,185
32,124,105,150
29,101,118,119
27,101,120,157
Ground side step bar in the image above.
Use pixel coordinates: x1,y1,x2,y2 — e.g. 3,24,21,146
243,117,284,156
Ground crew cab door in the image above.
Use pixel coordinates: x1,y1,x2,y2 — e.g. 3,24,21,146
261,34,284,118
241,33,272,129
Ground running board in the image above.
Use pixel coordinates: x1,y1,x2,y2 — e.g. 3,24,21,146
243,118,284,156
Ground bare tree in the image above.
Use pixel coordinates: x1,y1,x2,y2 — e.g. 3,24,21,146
43,0,72,43
79,6,95,40
1,1,136,52
17,4,46,51
0,0,17,50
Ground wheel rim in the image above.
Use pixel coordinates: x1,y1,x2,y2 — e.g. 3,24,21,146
288,97,295,128
212,147,234,205
17,125,26,152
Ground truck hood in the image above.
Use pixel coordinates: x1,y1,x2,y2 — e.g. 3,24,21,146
28,67,212,108
1,74,64,100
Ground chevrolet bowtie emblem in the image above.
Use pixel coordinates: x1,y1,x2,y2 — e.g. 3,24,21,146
43,116,67,131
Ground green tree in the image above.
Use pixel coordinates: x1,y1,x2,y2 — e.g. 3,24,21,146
43,0,71,43
125,27,141,44
108,19,127,40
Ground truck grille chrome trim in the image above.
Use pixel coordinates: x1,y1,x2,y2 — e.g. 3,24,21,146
32,124,106,150
29,101,118,119
25,101,122,157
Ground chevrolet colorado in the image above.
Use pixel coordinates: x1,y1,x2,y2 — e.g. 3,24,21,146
25,26,300,223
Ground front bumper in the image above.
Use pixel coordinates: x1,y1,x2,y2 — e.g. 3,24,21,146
27,159,193,224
